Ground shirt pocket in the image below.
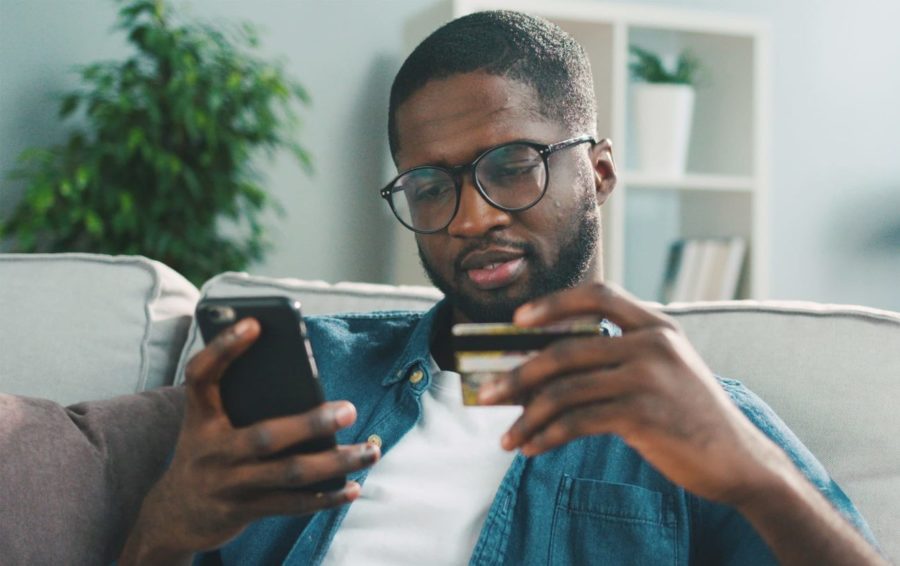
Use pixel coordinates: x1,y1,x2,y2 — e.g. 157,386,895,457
548,475,678,566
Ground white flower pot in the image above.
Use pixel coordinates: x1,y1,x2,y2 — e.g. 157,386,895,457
632,83,695,176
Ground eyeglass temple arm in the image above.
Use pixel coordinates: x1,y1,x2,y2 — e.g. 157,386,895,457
542,135,597,155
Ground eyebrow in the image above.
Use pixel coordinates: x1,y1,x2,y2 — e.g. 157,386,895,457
408,138,542,172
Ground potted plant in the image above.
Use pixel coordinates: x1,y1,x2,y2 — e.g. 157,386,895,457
0,0,311,285
629,45,701,176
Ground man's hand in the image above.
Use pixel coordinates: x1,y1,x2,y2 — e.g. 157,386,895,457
120,318,380,564
478,282,791,506
479,282,887,564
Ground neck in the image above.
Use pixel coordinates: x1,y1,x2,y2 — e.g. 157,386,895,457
430,301,457,371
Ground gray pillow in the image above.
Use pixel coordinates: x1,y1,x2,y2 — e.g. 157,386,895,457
0,387,184,564
0,253,199,404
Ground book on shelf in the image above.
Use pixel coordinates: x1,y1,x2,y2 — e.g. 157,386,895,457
661,237,747,302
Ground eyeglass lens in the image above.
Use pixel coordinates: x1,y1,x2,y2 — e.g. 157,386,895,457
389,143,547,232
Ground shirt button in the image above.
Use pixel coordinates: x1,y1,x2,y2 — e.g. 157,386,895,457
409,369,425,384
367,434,383,448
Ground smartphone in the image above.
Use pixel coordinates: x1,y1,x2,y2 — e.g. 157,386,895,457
195,296,344,492
452,321,611,406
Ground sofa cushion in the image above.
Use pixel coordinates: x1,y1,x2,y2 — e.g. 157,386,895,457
173,272,443,384
0,387,184,564
662,300,900,558
0,253,200,404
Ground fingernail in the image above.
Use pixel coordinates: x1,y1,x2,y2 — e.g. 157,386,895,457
514,303,533,322
334,404,355,426
478,381,496,403
515,303,543,324
361,443,380,463
523,434,543,455
479,379,506,403
344,481,362,499
234,318,253,336
500,432,513,450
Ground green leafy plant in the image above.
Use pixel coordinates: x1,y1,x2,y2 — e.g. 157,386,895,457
1,0,311,284
629,45,701,85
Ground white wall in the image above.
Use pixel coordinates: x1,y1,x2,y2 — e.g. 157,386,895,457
2,0,899,310
0,0,423,283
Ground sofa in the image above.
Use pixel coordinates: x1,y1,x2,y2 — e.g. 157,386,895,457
1,253,898,563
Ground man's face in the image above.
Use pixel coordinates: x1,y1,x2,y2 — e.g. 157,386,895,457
393,72,609,323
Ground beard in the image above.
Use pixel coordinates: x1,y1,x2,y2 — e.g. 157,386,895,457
418,192,600,323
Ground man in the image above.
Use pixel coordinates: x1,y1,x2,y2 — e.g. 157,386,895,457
121,11,884,565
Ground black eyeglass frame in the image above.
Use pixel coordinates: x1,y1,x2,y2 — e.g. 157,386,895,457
380,134,597,234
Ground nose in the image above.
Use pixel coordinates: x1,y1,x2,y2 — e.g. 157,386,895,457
446,174,512,238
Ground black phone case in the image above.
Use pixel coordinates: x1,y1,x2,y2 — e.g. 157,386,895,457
195,296,344,492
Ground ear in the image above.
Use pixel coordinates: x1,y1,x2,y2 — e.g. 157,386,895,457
589,138,617,205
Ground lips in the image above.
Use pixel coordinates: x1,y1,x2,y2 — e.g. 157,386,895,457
459,248,527,290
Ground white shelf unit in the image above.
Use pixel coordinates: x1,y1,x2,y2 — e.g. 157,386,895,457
392,0,770,301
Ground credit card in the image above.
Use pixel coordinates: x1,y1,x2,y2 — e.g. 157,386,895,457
452,321,609,406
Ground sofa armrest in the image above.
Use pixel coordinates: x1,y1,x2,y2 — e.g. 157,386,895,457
0,254,199,404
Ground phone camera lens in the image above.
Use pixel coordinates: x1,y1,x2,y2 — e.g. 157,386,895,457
208,306,236,323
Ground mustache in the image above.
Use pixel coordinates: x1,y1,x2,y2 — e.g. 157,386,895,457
453,237,535,273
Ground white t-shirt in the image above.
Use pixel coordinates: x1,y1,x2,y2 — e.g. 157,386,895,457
322,360,522,565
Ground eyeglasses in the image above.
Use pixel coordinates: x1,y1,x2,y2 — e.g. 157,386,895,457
380,134,596,234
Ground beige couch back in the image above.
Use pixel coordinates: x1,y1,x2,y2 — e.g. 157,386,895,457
663,301,900,558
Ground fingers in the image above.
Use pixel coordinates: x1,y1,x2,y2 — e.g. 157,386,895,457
513,282,677,333
479,323,696,456
479,334,636,405
231,402,357,461
237,444,380,491
520,402,628,457
238,481,362,521
501,367,633,450
184,318,261,422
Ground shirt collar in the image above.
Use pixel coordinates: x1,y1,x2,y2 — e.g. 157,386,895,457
381,298,450,387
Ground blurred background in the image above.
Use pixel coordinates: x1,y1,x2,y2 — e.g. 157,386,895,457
2,0,899,310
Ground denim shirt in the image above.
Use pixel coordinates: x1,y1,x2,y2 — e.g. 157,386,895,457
197,300,877,565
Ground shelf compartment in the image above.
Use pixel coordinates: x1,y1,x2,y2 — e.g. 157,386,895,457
626,27,756,178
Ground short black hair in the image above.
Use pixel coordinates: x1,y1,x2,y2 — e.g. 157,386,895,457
388,10,596,159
